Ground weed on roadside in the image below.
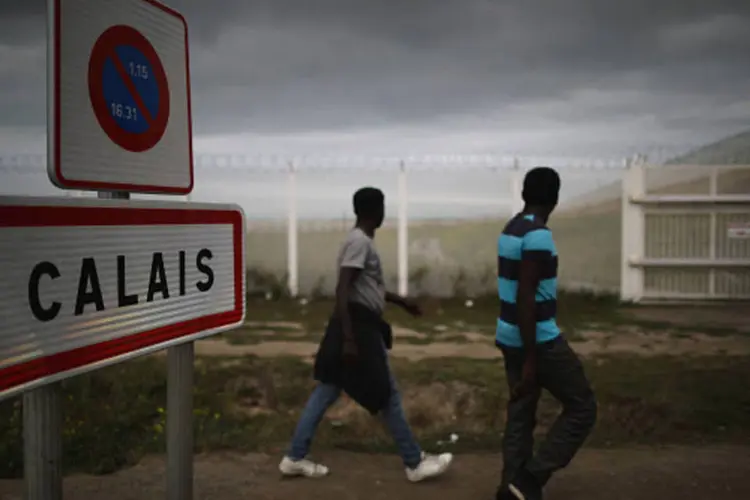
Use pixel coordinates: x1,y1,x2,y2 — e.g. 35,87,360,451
1,353,749,478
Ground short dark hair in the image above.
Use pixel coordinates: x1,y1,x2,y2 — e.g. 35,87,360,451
353,187,384,218
522,167,561,206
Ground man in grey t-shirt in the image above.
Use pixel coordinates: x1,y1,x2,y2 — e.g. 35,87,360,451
336,226,386,315
279,187,453,483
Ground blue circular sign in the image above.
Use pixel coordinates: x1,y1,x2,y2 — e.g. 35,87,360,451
101,45,158,134
88,25,170,153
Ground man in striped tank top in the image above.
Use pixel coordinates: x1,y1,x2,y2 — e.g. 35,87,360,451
495,167,597,500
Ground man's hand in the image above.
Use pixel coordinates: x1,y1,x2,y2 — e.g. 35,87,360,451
386,291,423,317
400,297,423,317
511,357,537,401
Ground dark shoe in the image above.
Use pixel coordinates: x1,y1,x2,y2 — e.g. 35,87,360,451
508,468,543,500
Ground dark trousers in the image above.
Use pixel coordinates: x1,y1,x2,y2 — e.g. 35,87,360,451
498,336,597,487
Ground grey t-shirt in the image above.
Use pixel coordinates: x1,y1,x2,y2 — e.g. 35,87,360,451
337,228,386,314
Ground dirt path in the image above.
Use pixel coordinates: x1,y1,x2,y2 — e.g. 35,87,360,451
627,306,750,333
2,447,749,499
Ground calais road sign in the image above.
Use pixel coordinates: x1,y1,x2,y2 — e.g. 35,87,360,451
48,0,193,194
0,197,245,401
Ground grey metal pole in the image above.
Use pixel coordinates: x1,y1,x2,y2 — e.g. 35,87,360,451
23,384,63,500
98,0,196,494
97,191,129,200
95,192,195,498
166,342,194,500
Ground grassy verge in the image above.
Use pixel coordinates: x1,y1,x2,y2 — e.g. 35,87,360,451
1,353,749,478
228,293,746,346
243,291,626,334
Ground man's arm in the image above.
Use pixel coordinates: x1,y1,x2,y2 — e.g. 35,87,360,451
385,291,422,316
385,291,406,307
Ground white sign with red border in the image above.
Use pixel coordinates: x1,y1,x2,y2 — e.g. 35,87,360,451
728,222,750,239
0,196,245,401
47,0,193,194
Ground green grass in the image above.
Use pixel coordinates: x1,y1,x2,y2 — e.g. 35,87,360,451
218,324,314,345
2,353,749,479
233,294,747,346
616,319,742,338
243,291,624,334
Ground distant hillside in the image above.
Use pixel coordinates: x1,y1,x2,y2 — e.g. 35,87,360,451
667,129,750,165
558,128,750,214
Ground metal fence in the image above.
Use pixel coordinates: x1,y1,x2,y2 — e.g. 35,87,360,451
191,157,628,297
1,154,626,297
621,161,750,301
5,154,747,299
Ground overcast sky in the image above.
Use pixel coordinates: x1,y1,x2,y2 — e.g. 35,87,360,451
1,0,749,219
2,0,750,160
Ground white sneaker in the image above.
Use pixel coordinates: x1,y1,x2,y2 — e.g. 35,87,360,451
405,452,453,482
278,456,330,478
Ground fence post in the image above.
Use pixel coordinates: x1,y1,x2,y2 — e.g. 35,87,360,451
510,157,524,215
287,162,299,297
708,166,718,297
397,161,409,296
620,156,646,302
23,384,62,500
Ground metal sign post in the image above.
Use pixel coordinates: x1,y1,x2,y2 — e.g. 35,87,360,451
93,193,195,499
167,343,194,499
23,385,62,500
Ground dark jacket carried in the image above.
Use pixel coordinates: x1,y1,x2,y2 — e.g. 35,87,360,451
313,302,393,415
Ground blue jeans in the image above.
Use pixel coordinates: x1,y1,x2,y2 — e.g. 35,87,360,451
287,354,423,468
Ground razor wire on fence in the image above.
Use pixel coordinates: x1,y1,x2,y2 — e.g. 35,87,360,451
10,152,744,298
2,149,747,300
0,153,634,296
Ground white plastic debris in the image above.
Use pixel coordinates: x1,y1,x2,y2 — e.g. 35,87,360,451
299,297,309,306
465,299,474,308
449,433,459,443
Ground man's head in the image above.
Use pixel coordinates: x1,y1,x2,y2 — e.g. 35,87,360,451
353,187,385,229
522,166,561,217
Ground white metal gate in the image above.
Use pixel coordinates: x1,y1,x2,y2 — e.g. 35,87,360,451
620,161,750,302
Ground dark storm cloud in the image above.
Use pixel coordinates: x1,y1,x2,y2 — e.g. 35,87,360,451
1,0,749,155
0,0,45,47
0,0,51,143
183,0,750,136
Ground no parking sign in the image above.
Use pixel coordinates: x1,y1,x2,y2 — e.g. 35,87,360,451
48,0,193,194
88,25,171,153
